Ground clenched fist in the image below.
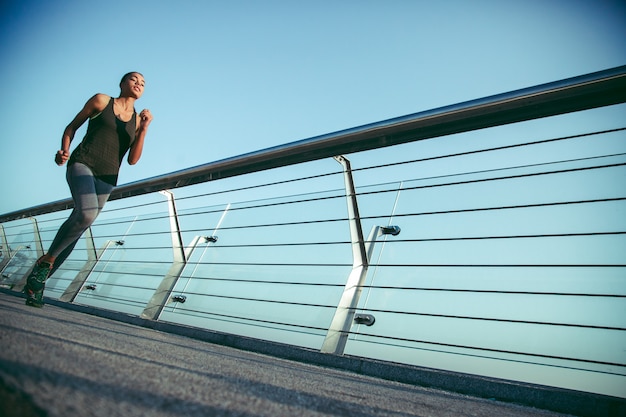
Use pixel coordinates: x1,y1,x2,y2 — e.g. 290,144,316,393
55,149,70,166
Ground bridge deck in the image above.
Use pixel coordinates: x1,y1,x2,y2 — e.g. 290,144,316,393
0,293,577,417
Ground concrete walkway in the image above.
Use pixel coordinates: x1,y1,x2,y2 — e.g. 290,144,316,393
0,293,574,417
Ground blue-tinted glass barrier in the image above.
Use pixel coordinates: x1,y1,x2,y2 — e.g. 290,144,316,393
343,114,626,398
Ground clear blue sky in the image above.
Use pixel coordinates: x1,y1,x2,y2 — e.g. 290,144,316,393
0,0,625,214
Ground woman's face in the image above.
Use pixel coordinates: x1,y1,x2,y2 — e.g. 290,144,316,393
121,73,145,99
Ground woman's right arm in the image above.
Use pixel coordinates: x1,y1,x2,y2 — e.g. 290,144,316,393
55,93,110,166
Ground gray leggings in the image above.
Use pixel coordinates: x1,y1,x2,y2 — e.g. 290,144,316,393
47,163,113,271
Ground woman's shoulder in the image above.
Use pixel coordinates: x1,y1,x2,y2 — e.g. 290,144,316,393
82,94,112,116
70,94,113,122
90,93,112,107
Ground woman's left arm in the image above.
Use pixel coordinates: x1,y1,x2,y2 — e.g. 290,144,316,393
128,109,153,165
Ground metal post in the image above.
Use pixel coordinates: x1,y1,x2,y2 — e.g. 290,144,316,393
59,228,112,303
321,156,369,354
13,218,45,290
141,191,225,320
161,190,186,263
0,225,10,272
141,190,186,320
322,157,402,355
141,192,227,320
30,218,44,259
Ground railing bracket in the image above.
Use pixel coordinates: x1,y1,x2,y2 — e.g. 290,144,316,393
380,225,401,236
171,295,187,303
354,314,375,326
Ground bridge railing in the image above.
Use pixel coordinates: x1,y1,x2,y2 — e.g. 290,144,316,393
1,66,625,399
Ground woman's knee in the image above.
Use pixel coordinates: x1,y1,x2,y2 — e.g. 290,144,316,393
72,208,99,228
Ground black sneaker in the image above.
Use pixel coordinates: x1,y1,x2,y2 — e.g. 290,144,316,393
23,261,52,308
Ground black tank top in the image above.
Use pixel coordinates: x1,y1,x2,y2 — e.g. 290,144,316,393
68,97,136,185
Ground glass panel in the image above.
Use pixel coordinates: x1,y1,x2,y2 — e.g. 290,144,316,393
346,109,626,397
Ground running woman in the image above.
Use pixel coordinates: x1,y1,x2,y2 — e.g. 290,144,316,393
23,72,153,307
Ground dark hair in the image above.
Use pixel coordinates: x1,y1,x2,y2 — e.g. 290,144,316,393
119,72,143,88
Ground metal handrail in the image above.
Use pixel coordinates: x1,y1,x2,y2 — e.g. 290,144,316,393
2,65,625,223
